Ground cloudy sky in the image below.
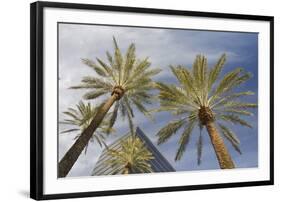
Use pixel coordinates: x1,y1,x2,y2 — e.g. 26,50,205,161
58,23,258,177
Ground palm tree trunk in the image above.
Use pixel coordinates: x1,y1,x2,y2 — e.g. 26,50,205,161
59,94,119,177
123,168,130,174
205,121,235,169
123,163,131,174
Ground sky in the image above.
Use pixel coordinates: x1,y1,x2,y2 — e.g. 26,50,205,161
58,23,258,177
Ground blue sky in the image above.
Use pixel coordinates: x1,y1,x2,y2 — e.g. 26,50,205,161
58,23,258,176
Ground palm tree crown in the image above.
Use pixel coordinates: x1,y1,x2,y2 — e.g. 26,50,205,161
156,54,257,166
59,37,160,177
105,136,154,174
71,37,161,134
60,101,111,153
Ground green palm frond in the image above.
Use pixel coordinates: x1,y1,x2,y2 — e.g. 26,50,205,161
170,66,200,102
157,119,186,145
107,101,119,133
131,97,153,120
208,53,226,90
175,120,196,161
156,82,199,110
59,101,112,152
123,44,136,82
197,129,203,165
210,69,252,103
126,104,135,135
81,58,108,77
216,101,257,110
218,123,242,154
83,90,108,100
192,55,208,91
219,114,252,128
211,67,243,98
112,37,123,76
60,128,80,134
119,99,127,119
81,76,113,88
221,109,254,116
211,91,254,107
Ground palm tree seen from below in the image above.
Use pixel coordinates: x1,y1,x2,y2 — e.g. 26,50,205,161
105,136,154,174
59,37,160,177
60,101,112,155
156,54,257,169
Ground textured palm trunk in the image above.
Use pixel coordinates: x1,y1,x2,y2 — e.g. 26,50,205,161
58,94,119,177
123,168,130,175
123,163,131,174
205,121,235,169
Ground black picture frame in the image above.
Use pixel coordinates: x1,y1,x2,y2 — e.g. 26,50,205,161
30,1,274,200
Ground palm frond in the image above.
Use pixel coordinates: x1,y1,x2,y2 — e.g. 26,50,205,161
81,58,108,77
208,53,226,90
217,101,257,110
123,43,136,82
97,56,118,84
70,77,113,91
60,101,112,151
175,120,196,161
218,123,242,154
197,128,203,165
211,70,252,103
131,98,153,120
112,37,123,83
211,91,255,107
212,67,243,97
219,114,252,128
221,109,253,116
62,111,80,121
105,136,153,174
60,128,80,134
123,58,151,86
105,51,114,67
92,132,106,148
156,82,198,108
157,119,186,145
171,65,203,105
192,55,208,90
126,110,134,135
107,101,119,133
123,96,134,118
83,90,108,100
170,66,194,91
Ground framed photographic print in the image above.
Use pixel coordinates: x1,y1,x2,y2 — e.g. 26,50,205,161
30,1,274,200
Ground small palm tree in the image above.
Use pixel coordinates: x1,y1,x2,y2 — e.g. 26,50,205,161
60,101,112,154
156,54,257,169
59,37,160,177
105,136,154,174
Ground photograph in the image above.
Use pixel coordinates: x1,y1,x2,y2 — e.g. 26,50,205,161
30,1,273,199
58,23,258,178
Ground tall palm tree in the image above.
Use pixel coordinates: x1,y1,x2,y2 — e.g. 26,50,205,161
60,101,112,155
105,136,154,174
156,54,257,169
59,37,160,177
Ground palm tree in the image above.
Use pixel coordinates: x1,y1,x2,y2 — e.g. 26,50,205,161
59,37,160,177
60,101,112,155
156,54,257,169
105,136,154,174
